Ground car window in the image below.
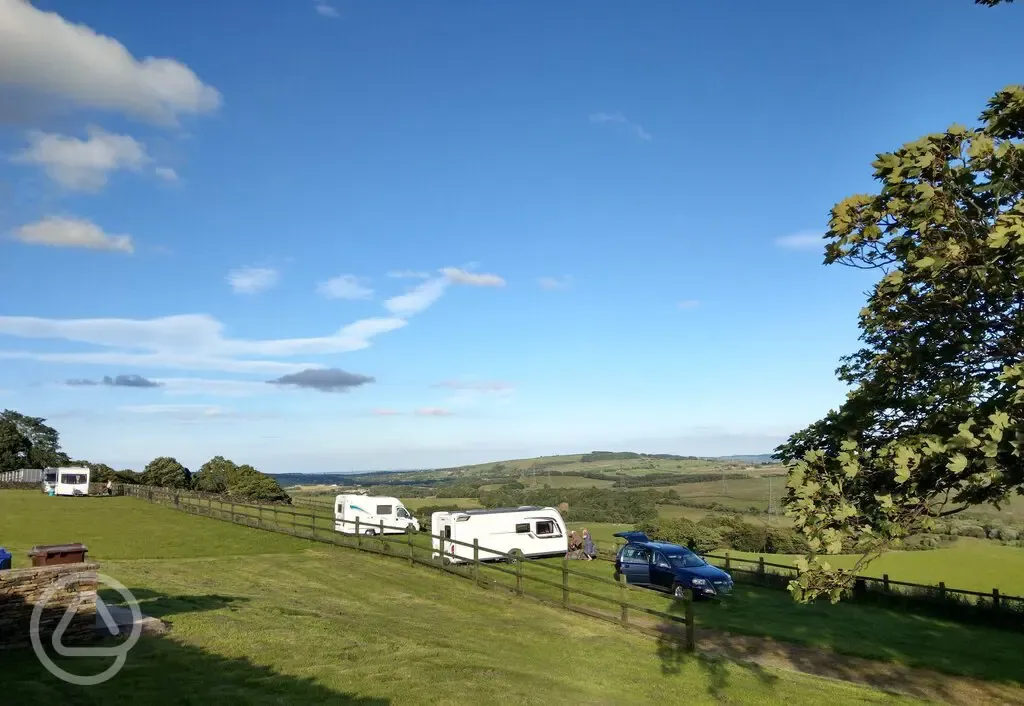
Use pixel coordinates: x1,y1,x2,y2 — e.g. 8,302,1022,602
668,553,706,569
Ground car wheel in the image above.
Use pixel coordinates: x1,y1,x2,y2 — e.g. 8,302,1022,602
673,583,688,599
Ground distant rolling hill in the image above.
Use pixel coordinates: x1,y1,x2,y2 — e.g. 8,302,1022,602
710,454,776,464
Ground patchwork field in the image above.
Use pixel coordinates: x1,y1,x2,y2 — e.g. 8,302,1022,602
0,490,938,705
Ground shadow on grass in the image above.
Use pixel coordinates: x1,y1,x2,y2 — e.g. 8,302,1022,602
2,632,389,705
653,589,1024,706
655,596,778,702
98,587,250,621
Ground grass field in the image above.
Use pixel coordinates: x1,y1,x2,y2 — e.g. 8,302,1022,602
402,496,482,510
0,490,923,705
714,538,1024,597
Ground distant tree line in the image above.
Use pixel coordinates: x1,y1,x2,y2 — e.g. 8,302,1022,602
0,408,289,504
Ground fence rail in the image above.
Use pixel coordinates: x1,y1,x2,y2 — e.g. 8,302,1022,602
702,551,1024,606
115,484,695,650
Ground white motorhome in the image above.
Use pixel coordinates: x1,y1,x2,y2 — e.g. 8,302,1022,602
431,506,568,564
44,466,91,496
334,494,420,535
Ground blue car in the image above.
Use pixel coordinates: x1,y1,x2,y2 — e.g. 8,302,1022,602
613,531,733,599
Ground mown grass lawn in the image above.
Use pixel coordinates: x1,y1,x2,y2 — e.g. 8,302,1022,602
0,491,916,706
714,538,1024,597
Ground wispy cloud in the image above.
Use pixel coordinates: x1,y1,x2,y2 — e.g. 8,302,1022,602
314,2,340,18
120,404,266,423
436,380,514,393
372,408,402,416
589,112,651,141
387,270,429,279
154,166,179,183
227,266,279,294
384,278,449,316
0,313,406,374
12,216,133,253
318,274,373,300
538,275,573,291
440,267,506,287
774,231,824,250
676,299,701,310
415,407,454,417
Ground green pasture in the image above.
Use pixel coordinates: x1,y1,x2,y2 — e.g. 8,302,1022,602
0,489,921,706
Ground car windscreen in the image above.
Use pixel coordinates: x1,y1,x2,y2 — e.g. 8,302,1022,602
667,553,706,568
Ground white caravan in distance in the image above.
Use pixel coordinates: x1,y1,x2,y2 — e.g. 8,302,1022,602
43,467,91,496
334,494,420,535
431,506,568,563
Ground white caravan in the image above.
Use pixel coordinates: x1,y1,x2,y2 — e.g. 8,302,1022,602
431,506,568,563
334,494,420,535
45,466,91,496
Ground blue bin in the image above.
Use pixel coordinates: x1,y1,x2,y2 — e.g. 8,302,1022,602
0,547,12,571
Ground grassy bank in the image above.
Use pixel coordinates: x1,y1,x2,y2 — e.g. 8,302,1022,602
0,490,917,705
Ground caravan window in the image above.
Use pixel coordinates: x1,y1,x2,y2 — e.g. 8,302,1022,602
376,505,393,515
535,520,559,536
515,523,530,534
337,504,343,514
60,473,86,484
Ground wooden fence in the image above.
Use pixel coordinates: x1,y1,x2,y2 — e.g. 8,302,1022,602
116,484,695,650
701,551,1024,608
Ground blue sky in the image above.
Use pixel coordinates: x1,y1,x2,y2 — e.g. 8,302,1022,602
0,0,1021,472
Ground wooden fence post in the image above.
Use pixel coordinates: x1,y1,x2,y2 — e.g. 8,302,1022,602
516,556,523,596
994,588,1001,608
685,590,696,652
408,529,415,567
291,508,296,533
757,557,765,584
311,511,316,537
562,557,569,607
883,574,890,592
230,501,235,522
355,517,361,548
380,520,386,552
619,572,628,625
259,504,264,526
939,581,946,600
724,551,731,571
473,539,480,586
436,533,445,572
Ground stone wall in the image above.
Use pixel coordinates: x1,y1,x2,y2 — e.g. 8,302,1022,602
0,562,99,650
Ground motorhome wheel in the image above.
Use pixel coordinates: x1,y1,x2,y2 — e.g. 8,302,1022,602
364,529,377,536
507,548,524,563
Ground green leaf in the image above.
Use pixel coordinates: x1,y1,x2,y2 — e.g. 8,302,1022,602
913,256,936,269
947,453,969,474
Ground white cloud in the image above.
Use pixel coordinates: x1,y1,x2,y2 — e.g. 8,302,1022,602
387,270,429,279
0,312,407,373
227,266,279,294
314,2,340,17
416,407,454,417
372,408,402,416
385,278,449,317
154,166,178,182
0,0,222,125
12,216,133,253
775,231,824,250
538,275,573,290
589,112,652,141
676,299,701,309
11,126,149,191
440,267,506,287
318,274,373,300
119,404,265,423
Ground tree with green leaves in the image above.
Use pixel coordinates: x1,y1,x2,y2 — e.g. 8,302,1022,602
192,455,291,503
0,410,70,468
775,84,1024,602
0,418,32,473
142,456,192,489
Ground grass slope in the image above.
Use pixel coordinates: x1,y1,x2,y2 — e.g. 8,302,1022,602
0,491,912,706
